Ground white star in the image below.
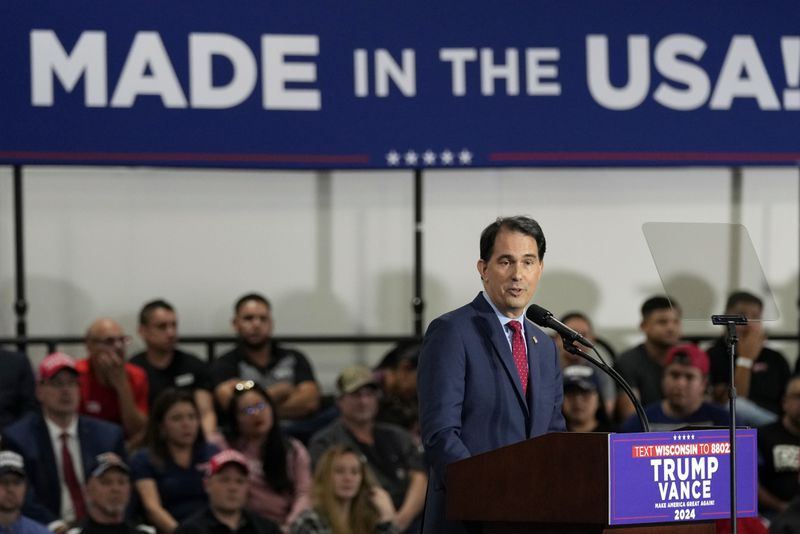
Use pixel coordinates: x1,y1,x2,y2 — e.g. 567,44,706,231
386,150,400,166
458,148,473,165
404,150,418,166
422,150,437,166
440,149,454,165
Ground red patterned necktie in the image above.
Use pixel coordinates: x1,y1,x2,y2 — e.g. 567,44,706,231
507,321,529,395
60,433,87,521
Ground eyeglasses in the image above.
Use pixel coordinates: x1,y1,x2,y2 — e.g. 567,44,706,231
89,336,131,347
239,401,268,416
234,380,256,393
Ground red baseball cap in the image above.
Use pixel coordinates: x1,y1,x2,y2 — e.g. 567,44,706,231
38,352,78,381
205,449,249,477
664,344,710,375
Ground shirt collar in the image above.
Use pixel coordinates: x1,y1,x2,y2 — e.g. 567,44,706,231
44,413,78,438
481,291,526,328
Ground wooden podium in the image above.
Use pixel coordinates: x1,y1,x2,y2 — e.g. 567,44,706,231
446,432,714,534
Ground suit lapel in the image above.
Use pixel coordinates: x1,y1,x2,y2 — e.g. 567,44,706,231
471,295,529,416
34,415,62,511
525,319,542,435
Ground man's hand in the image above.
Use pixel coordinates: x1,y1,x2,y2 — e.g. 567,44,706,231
93,350,128,389
738,323,765,361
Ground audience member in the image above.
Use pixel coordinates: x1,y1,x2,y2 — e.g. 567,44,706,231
130,390,218,533
615,296,682,421
290,446,397,534
4,353,126,531
130,299,217,437
373,342,420,440
209,381,311,530
77,319,148,444
211,294,321,425
709,291,789,425
0,348,37,430
621,344,729,432
561,366,615,433
308,366,425,533
0,451,50,534
553,312,615,418
67,453,153,534
174,450,280,534
757,375,800,516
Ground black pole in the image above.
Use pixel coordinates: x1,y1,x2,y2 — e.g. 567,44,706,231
12,165,27,353
412,168,424,337
712,313,747,534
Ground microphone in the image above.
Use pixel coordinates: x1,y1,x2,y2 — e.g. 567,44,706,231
526,304,595,349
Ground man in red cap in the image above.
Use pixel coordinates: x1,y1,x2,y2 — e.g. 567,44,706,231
620,344,730,432
3,353,126,532
174,450,280,534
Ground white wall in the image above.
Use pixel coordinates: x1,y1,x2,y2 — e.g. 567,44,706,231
0,165,797,389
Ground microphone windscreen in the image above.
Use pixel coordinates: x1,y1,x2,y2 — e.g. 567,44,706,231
525,304,551,325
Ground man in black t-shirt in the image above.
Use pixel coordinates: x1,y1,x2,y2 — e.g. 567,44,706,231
129,299,216,436
708,291,789,425
757,375,800,517
211,293,321,423
614,296,682,421
309,366,426,534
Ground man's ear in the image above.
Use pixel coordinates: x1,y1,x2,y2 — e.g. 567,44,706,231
476,259,487,281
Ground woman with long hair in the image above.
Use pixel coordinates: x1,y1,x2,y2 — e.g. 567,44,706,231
290,446,397,534
130,389,218,533
210,380,311,530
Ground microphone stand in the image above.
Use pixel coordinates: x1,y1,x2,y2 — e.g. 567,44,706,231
564,342,650,433
711,313,747,534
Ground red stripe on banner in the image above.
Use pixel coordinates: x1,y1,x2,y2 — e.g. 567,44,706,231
490,151,800,163
0,151,370,164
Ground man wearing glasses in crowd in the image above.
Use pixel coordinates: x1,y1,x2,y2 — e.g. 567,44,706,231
77,318,149,445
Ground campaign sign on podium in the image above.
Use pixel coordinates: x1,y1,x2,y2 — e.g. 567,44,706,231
609,429,757,525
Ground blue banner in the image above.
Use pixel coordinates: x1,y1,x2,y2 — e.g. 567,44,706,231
609,429,757,526
1,1,799,169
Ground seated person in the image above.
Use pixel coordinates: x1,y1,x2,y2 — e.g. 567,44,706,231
709,291,790,425
614,296,682,421
211,294,322,438
290,446,397,534
553,312,616,419
174,450,280,534
130,299,216,437
4,353,125,531
70,452,154,534
621,344,729,432
77,319,148,444
208,381,311,530
0,450,50,534
0,348,38,429
308,366,426,533
757,375,800,517
561,365,615,433
130,390,218,533
373,341,420,441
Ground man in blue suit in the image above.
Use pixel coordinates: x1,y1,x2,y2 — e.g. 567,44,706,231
418,216,566,534
4,352,126,532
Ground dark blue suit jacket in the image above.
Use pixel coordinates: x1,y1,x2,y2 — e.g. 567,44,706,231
3,412,126,525
417,294,566,534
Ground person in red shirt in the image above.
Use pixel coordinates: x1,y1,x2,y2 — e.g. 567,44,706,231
77,318,148,446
